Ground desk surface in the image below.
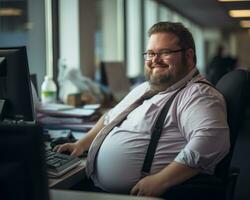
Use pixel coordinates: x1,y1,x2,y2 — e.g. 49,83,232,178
50,189,164,200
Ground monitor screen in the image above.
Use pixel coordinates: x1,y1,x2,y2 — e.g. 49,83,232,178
0,46,35,122
0,124,49,200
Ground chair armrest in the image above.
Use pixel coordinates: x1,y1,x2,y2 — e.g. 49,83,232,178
226,167,240,200
164,174,225,200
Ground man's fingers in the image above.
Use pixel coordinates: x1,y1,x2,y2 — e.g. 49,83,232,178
71,149,79,156
52,145,59,151
57,144,68,153
137,189,145,196
130,185,139,195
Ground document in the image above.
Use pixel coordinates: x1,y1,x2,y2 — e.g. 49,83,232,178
38,103,96,117
83,104,101,110
55,108,95,117
43,123,95,132
39,103,74,112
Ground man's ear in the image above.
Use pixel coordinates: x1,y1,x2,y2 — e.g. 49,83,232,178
185,48,195,68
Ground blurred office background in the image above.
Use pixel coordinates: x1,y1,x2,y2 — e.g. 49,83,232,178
0,0,250,199
1,0,250,92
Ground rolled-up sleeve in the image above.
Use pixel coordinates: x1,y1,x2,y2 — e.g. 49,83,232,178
174,85,230,174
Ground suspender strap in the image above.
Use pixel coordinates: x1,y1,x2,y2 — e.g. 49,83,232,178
141,80,215,176
141,86,185,176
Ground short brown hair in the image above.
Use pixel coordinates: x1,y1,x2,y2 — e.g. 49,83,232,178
148,21,196,64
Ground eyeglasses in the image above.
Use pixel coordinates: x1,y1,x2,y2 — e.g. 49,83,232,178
143,48,186,61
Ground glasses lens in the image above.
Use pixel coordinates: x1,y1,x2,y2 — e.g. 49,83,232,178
144,53,154,60
143,53,149,60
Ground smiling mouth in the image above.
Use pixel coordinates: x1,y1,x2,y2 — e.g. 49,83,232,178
151,64,169,69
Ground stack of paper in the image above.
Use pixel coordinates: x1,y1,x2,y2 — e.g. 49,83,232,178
37,103,100,131
38,103,97,117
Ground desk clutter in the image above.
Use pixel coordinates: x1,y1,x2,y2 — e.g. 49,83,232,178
37,103,100,132
35,102,103,178
36,102,99,178
42,127,87,178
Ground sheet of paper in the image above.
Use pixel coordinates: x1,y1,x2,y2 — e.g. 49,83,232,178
83,104,101,110
39,103,74,111
56,108,95,117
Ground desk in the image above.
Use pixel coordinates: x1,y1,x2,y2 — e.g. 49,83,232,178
49,158,86,189
50,189,164,200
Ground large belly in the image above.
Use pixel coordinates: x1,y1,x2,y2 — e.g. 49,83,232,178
93,130,149,193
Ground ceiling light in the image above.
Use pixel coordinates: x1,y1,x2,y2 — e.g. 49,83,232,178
229,10,250,17
219,0,250,2
240,20,250,27
0,8,23,16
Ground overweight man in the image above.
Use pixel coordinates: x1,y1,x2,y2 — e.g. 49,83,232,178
55,21,229,198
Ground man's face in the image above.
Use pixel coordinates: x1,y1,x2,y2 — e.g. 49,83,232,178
145,32,193,88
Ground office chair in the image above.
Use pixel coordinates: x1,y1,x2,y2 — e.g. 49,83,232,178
165,69,250,200
215,69,250,200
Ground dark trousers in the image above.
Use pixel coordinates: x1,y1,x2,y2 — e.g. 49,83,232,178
70,174,225,200
70,177,106,193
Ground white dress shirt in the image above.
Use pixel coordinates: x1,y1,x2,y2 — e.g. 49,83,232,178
90,68,230,193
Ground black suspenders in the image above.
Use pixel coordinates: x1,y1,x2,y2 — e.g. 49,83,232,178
141,81,215,176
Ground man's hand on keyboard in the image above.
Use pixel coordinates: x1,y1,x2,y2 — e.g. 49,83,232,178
46,149,81,178
53,142,85,157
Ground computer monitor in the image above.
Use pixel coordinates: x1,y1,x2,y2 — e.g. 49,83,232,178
0,124,49,200
100,62,131,101
0,46,35,122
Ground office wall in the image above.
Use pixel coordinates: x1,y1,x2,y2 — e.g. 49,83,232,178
59,0,80,70
79,0,96,79
126,0,143,77
100,0,124,62
235,31,250,69
0,0,46,95
59,0,96,79
0,32,27,47
27,0,46,95
203,29,222,64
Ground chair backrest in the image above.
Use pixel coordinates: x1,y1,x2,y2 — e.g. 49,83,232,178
215,69,250,179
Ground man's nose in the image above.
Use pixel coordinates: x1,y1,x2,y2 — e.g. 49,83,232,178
152,53,162,62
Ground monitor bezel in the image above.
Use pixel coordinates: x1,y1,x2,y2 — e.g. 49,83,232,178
0,46,35,122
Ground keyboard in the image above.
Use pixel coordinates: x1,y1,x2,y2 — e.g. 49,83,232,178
45,149,81,178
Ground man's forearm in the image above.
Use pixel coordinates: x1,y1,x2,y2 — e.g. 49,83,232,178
131,161,200,196
157,161,200,190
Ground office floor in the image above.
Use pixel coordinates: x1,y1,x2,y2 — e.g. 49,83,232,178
231,107,250,200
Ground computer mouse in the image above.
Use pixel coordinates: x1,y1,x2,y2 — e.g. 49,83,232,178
50,137,76,149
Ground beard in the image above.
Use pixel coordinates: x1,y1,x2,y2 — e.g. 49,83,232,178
145,54,187,87
145,67,171,85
